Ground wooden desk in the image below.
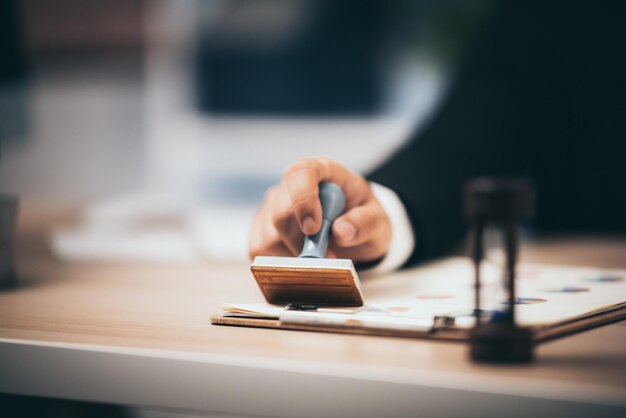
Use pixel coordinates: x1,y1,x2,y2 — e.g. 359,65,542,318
1,205,625,417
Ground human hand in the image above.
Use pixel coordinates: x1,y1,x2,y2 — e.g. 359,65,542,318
248,157,392,264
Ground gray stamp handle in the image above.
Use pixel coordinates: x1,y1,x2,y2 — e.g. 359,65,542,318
299,182,346,259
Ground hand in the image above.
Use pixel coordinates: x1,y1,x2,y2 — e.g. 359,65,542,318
248,157,392,263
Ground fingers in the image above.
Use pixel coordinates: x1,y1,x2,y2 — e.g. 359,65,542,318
284,160,325,235
249,156,392,263
248,217,293,260
328,240,387,263
332,199,391,249
270,183,305,254
248,188,296,260
283,157,371,235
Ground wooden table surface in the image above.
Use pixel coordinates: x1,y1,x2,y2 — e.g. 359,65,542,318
1,203,625,417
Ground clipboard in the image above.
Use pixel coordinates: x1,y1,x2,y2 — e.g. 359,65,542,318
211,258,626,344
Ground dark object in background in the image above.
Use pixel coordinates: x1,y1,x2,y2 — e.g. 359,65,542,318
1,0,144,149
0,393,132,418
0,0,26,85
0,0,29,144
369,0,626,265
0,195,18,289
195,0,392,115
465,178,534,363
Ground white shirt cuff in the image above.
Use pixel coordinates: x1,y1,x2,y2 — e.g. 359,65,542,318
361,182,415,276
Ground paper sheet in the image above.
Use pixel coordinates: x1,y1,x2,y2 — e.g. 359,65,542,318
223,258,626,331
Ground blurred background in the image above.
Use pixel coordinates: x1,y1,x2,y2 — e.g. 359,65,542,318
2,2,625,418
0,0,494,262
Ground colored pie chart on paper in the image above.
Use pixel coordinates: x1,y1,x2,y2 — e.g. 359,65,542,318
584,275,624,283
543,287,590,293
386,306,410,313
501,297,547,305
415,294,456,300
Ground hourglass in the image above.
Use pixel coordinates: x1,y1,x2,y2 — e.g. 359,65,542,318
464,178,534,362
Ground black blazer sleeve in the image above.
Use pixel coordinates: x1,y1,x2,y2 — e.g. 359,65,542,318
367,1,626,266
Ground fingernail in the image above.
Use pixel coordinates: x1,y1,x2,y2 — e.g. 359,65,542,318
334,219,356,241
302,216,317,235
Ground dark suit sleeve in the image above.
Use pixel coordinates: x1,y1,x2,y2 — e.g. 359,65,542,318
369,0,626,266
368,2,556,266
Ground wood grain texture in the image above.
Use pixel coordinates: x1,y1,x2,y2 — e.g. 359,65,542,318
2,203,626,391
251,264,363,306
